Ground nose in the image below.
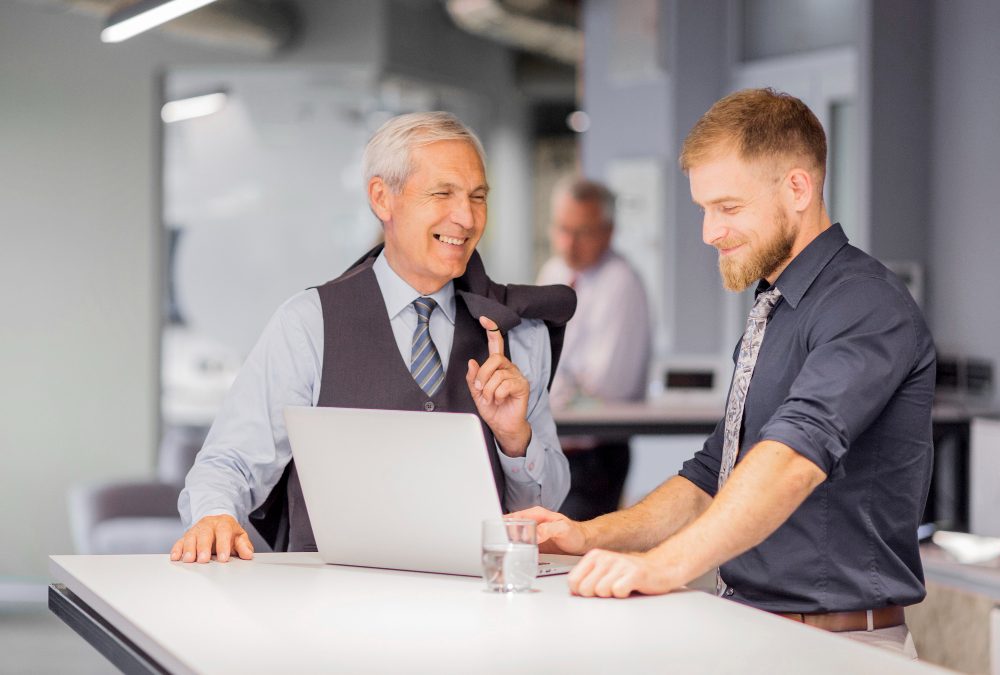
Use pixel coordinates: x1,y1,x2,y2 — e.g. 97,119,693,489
451,196,475,230
702,210,726,247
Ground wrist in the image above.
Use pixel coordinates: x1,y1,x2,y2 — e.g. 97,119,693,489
646,537,700,587
496,423,531,457
577,518,599,553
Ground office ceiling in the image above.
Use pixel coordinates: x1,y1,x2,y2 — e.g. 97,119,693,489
20,0,580,63
19,0,296,54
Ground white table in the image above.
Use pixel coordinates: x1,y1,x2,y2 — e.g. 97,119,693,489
50,553,947,674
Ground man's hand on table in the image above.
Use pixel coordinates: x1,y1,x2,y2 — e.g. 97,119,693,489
512,506,687,598
170,514,254,563
566,549,683,598
509,506,590,555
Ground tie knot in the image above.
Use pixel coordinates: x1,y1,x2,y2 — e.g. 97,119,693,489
750,288,782,320
413,297,437,323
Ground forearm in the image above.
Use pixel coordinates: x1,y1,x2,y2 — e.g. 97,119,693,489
580,475,712,553
645,440,827,583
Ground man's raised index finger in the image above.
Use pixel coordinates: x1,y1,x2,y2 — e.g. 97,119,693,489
479,316,504,355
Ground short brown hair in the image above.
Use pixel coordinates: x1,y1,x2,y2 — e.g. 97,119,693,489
679,88,827,184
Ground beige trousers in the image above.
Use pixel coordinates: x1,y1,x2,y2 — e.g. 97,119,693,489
842,624,918,660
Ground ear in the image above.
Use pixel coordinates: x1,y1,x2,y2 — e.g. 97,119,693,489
368,177,393,223
784,167,814,213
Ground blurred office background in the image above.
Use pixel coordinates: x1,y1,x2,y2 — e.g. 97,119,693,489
1,0,999,672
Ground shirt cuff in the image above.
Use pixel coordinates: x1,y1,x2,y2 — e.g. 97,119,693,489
677,460,719,498
183,495,243,528
759,418,846,480
496,431,545,485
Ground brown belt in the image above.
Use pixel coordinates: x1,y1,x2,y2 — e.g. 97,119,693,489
775,606,905,633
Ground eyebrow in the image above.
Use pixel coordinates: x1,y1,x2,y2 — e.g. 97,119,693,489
691,194,746,208
430,181,490,193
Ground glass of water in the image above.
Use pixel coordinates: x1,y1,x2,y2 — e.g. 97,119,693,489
481,519,538,592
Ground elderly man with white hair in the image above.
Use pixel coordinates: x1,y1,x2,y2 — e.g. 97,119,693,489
172,112,574,562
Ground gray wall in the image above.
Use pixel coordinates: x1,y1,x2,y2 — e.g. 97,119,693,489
929,0,1000,376
0,3,245,581
582,0,729,357
867,0,933,269
666,0,730,354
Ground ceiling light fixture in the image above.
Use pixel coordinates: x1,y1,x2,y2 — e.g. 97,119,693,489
161,91,228,124
566,111,590,133
101,0,220,43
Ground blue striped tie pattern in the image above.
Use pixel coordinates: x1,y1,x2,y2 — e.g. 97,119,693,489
410,297,445,396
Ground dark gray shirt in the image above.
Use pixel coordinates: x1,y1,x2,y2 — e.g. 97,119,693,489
679,224,936,613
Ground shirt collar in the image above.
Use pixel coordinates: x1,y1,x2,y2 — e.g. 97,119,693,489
373,250,457,324
565,248,615,287
760,223,849,308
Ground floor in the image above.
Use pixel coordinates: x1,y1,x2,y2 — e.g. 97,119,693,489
0,604,116,675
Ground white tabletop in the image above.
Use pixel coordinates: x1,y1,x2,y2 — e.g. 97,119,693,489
50,553,946,674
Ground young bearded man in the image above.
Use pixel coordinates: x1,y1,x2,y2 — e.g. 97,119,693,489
515,89,935,658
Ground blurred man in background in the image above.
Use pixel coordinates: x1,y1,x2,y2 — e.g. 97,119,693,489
537,178,652,520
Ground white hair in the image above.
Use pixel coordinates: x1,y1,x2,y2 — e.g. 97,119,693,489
363,111,487,194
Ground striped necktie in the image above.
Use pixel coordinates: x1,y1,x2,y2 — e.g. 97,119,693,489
716,286,783,597
410,297,445,397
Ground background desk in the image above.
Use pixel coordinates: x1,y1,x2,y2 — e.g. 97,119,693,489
555,400,998,531
50,553,944,674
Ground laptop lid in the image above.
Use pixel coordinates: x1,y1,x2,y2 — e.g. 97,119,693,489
284,405,505,576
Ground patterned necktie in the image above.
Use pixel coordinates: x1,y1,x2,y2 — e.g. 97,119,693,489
716,286,783,596
410,297,445,397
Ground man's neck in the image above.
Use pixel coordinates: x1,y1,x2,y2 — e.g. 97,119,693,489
766,208,832,285
383,250,450,296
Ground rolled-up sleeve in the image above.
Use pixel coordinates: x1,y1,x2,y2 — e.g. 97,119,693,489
678,417,725,498
502,319,571,511
759,277,919,478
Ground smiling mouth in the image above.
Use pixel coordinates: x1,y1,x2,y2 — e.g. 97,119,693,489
716,242,745,256
434,234,468,247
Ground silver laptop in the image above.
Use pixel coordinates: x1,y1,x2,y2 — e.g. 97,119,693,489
284,405,578,577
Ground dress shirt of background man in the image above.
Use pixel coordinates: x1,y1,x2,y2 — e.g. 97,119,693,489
171,111,573,564
515,89,935,657
536,178,651,520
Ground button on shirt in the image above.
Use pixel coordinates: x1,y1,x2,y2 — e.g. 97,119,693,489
678,224,936,613
179,252,570,527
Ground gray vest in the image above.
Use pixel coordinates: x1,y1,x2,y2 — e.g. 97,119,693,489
250,246,576,552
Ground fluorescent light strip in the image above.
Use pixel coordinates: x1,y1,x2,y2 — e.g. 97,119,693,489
161,92,227,123
101,0,220,43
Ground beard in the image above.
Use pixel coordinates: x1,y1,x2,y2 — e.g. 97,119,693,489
717,208,795,292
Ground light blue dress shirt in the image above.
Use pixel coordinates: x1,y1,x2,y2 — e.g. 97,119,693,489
179,252,570,528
